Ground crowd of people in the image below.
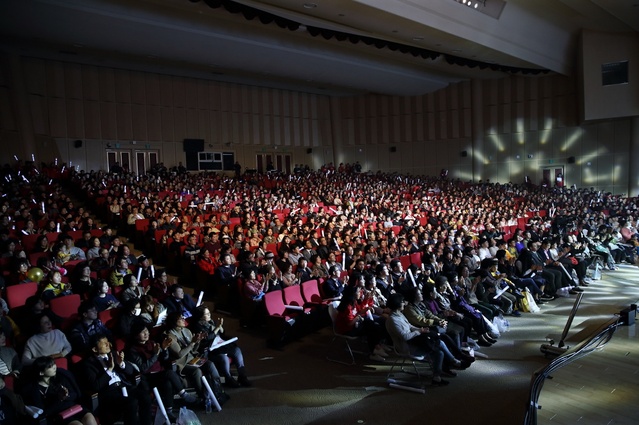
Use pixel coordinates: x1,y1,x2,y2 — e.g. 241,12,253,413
1,158,638,422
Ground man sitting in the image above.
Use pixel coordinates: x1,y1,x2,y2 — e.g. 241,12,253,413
79,334,152,425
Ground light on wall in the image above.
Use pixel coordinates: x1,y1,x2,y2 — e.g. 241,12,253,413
454,0,485,9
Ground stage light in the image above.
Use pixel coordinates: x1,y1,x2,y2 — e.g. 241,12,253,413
453,0,485,8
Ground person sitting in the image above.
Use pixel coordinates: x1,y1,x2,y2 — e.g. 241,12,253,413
334,286,389,362
322,265,347,299
148,269,171,303
79,334,152,425
20,356,97,425
135,255,155,282
91,279,121,312
386,293,463,386
164,312,227,404
116,298,143,338
191,306,252,388
241,269,266,303
69,301,112,355
138,294,167,328
41,270,73,302
0,329,21,378
120,275,148,303
22,313,72,366
70,263,96,300
56,234,86,265
125,322,197,423
108,257,131,287
196,249,217,276
162,284,196,319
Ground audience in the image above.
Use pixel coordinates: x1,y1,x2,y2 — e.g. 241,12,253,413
0,159,638,422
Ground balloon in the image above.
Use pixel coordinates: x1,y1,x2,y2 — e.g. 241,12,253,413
26,267,44,283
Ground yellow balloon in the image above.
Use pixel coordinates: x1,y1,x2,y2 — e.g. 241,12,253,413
26,267,44,283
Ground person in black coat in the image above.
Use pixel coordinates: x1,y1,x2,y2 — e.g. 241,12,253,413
322,266,346,299
162,284,197,319
79,334,152,425
20,356,97,425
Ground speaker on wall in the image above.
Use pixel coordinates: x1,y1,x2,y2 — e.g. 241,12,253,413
461,150,468,157
567,156,576,164
390,147,397,153
183,139,205,152
74,140,83,148
306,148,313,154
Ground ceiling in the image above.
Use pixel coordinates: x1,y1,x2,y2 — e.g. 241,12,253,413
0,0,637,97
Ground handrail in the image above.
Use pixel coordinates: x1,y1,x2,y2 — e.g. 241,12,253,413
523,316,620,425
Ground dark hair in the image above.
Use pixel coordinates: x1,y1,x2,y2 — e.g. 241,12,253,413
123,274,135,288
336,285,358,312
387,293,405,311
31,356,56,375
164,311,184,330
78,300,97,316
129,321,150,340
89,333,109,349
192,305,210,322
123,297,141,314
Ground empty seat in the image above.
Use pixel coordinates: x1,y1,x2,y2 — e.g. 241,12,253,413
6,282,38,309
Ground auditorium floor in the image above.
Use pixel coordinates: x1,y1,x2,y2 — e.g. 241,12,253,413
186,264,638,425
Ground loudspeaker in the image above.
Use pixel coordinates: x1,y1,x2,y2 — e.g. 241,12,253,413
73,140,83,148
619,307,635,326
461,150,468,157
567,156,576,164
306,148,313,154
390,147,397,153
183,139,205,152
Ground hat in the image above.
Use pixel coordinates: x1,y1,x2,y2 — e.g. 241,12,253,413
211,228,220,233
265,251,275,259
137,255,148,263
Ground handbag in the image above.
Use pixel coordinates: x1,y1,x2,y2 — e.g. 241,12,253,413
519,293,531,313
524,290,540,313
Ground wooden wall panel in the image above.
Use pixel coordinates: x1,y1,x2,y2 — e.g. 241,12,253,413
82,66,100,101
24,58,47,96
84,100,101,139
115,103,132,140
131,104,147,141
66,99,84,139
64,63,83,100
0,87,16,131
29,95,48,136
145,74,161,106
172,77,186,108
46,62,65,99
173,108,186,141
159,76,173,107
146,105,162,141
114,70,131,104
184,79,198,110
160,107,174,141
98,68,115,103
48,98,67,137
130,72,146,105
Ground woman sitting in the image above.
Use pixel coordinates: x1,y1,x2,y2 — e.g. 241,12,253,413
0,329,21,378
334,286,389,362
125,322,197,422
164,312,226,403
91,279,121,312
139,294,167,328
20,356,97,425
22,313,72,366
120,275,148,303
71,263,96,300
148,269,171,303
191,306,251,388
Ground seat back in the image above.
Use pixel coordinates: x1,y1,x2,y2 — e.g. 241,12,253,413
282,285,306,308
6,282,38,309
301,279,322,304
264,290,286,316
49,294,82,319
